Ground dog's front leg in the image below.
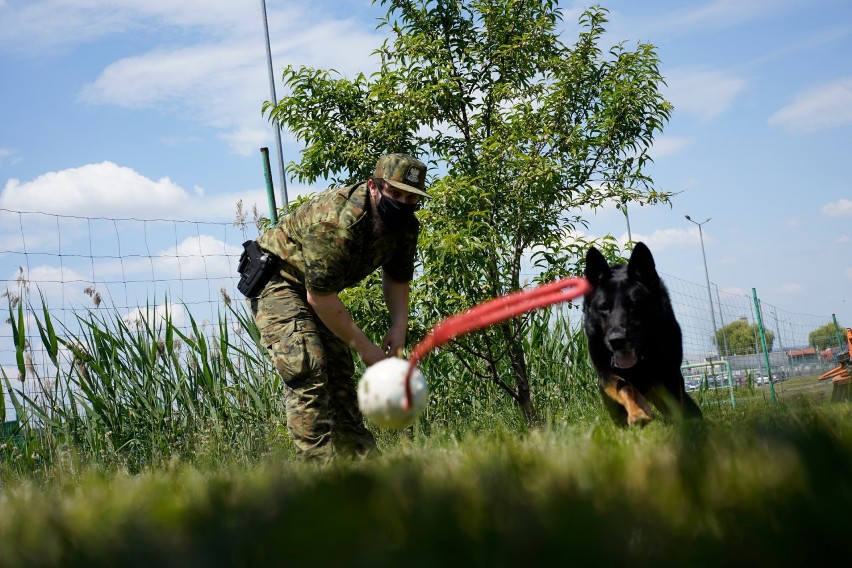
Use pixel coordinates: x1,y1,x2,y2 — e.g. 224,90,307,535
601,374,656,426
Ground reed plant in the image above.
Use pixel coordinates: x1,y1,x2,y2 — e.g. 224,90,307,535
2,295,602,480
1,294,290,478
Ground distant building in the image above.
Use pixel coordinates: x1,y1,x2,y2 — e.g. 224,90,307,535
786,347,819,363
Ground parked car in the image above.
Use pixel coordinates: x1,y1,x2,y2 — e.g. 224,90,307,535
711,374,728,387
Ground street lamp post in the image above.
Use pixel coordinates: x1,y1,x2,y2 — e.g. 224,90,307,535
685,215,719,357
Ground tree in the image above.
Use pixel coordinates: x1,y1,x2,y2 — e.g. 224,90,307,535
716,319,774,356
809,322,845,351
264,1,674,423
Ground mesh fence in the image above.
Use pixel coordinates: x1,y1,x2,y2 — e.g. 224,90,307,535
2,208,846,419
664,273,842,385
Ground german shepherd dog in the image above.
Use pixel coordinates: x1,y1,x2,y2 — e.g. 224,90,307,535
583,242,702,426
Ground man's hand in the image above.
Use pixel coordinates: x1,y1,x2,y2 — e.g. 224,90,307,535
361,343,389,367
382,324,407,358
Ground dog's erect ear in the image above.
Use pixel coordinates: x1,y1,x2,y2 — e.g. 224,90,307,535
584,247,611,290
627,242,660,289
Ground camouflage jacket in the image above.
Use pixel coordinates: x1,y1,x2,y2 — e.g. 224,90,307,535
257,183,419,293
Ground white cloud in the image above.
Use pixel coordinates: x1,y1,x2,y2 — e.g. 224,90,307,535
635,0,805,39
0,0,256,53
604,0,801,40
664,67,747,121
0,147,21,168
769,77,852,131
12,265,96,309
0,161,267,221
110,235,242,280
658,0,796,32
220,127,273,157
629,227,696,251
122,301,187,329
78,44,261,111
776,282,803,295
2,1,384,156
161,235,242,279
76,42,273,156
651,136,692,158
822,198,852,217
846,267,852,280
0,162,191,217
74,13,383,156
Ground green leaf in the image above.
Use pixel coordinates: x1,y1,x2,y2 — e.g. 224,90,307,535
36,291,59,367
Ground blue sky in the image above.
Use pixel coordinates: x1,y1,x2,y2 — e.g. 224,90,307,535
1,0,851,383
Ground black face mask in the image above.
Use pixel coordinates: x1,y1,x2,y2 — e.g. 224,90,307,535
377,192,418,232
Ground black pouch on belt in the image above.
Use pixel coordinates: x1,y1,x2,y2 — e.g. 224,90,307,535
237,240,277,298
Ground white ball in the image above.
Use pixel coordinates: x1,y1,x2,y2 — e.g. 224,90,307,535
358,357,428,430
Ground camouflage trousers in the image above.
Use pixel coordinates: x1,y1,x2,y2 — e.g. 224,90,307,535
250,275,377,463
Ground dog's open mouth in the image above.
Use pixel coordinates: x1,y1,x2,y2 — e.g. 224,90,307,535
611,349,638,369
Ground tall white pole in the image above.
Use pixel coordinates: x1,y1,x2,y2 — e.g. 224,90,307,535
261,0,289,208
625,207,632,242
686,215,718,357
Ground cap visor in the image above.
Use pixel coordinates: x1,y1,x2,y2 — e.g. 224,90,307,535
384,179,429,197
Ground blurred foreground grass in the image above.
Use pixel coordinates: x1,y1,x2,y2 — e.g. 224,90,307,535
2,400,852,567
3,297,850,566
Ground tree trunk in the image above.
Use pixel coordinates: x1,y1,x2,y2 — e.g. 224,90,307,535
501,321,538,425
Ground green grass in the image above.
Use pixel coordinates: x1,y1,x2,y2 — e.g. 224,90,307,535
2,297,852,566
2,403,851,567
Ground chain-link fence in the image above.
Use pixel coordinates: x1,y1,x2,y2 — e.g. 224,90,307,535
2,208,846,419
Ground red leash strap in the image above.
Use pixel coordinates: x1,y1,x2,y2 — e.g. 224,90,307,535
401,276,591,409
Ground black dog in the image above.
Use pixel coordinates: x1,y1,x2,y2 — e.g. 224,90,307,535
583,242,702,426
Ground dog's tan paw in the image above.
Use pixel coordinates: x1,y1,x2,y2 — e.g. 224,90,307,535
626,409,654,427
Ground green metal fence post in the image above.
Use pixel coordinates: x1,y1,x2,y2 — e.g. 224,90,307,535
752,288,777,405
833,314,844,351
260,147,279,226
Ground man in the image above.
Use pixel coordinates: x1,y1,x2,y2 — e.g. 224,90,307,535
250,153,428,463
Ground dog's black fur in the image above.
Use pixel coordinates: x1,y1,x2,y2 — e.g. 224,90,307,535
583,242,702,426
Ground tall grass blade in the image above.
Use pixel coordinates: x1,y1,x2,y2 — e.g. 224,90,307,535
36,291,59,367
2,373,26,427
9,297,26,380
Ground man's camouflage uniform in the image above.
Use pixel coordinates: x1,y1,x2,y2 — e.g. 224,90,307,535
252,182,419,462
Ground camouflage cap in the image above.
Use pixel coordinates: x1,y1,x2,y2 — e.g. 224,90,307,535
373,153,429,197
